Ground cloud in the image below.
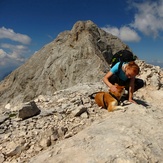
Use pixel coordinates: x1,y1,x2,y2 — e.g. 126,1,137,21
102,25,141,42
0,27,31,69
148,59,163,68
130,0,163,38
0,43,28,65
0,27,31,44
0,49,7,58
0,27,31,80
102,0,163,41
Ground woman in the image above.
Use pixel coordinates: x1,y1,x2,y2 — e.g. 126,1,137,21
103,61,144,103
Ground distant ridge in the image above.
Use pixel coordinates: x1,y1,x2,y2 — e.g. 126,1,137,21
148,61,163,69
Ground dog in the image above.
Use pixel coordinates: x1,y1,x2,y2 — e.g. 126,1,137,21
89,83,125,112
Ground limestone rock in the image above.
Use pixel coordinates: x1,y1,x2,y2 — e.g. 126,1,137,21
0,82,163,163
136,60,163,90
0,153,5,163
18,101,41,119
0,115,9,125
29,103,163,163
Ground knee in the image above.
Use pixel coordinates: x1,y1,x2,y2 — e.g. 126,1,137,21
139,79,145,88
135,79,145,91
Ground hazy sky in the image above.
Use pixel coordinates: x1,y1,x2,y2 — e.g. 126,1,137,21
0,0,163,80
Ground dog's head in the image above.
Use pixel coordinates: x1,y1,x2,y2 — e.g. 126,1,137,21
111,83,125,99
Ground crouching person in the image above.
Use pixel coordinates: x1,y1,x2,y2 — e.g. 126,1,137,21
103,61,144,104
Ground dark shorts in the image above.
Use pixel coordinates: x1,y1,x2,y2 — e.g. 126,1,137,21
109,74,144,92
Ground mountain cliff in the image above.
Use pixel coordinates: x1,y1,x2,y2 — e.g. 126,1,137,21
0,20,129,108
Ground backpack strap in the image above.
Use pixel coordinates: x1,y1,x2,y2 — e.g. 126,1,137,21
116,61,123,75
115,62,129,86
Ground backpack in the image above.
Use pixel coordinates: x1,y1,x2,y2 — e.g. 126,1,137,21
110,50,137,75
110,50,137,68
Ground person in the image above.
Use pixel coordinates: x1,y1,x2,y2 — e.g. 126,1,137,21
103,61,144,103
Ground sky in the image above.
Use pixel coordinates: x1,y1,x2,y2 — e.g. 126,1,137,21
0,0,163,80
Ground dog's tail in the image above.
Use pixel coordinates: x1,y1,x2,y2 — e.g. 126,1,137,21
89,92,97,99
89,91,104,99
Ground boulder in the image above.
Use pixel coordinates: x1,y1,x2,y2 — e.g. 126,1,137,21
18,101,41,119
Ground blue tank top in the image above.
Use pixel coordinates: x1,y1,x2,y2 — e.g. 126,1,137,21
110,62,128,81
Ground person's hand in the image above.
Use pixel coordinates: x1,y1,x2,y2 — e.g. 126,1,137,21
128,98,137,104
110,85,118,92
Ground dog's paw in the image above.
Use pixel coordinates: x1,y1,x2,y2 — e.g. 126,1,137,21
115,106,125,111
123,100,132,105
115,106,128,112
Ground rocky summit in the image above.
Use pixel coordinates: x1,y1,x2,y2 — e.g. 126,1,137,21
0,20,163,163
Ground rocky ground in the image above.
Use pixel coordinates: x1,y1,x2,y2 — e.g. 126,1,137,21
0,80,163,163
0,82,108,163
0,61,163,163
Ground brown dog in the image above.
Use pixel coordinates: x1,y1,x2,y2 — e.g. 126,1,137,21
90,84,125,112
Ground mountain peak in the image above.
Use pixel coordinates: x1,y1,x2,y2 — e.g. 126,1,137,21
0,20,129,107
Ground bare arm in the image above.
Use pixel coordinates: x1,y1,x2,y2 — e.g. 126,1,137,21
128,77,137,103
103,71,117,92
